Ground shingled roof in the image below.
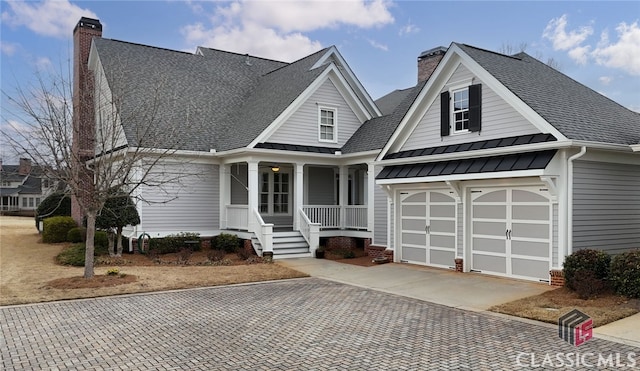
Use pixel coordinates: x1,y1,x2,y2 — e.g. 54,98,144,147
92,39,330,152
457,43,640,145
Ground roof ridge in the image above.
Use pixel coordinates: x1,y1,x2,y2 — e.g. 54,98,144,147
196,46,289,64
97,38,197,56
458,42,523,61
262,47,330,77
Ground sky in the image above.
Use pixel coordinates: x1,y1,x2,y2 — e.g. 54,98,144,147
1,0,639,162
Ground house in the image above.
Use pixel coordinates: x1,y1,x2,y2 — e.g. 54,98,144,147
74,18,639,283
0,158,55,216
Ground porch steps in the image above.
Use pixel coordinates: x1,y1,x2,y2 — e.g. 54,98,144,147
252,231,311,258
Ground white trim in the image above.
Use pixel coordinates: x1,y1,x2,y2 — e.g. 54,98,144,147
632,144,640,152
566,146,587,256
376,169,545,185
451,85,470,134
317,105,338,143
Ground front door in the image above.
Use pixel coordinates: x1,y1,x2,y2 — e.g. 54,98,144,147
260,169,291,216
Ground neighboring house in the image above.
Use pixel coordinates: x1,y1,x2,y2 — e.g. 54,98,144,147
74,18,639,283
0,158,55,216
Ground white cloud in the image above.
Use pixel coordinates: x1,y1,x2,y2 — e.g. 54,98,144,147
181,0,394,62
567,45,590,65
591,22,640,76
35,57,53,71
1,0,97,39
599,76,613,85
367,39,388,51
543,15,593,51
399,22,419,36
0,41,18,56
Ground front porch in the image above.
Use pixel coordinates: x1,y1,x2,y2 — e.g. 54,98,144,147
220,161,375,257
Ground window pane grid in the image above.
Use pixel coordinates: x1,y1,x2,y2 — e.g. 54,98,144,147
453,88,469,132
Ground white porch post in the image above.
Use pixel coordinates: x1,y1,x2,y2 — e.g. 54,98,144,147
294,163,304,230
219,164,229,230
339,165,348,229
247,161,259,233
367,163,375,232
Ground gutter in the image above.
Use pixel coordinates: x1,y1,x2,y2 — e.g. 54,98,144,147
631,144,640,152
566,146,587,256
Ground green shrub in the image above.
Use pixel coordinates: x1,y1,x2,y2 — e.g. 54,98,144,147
609,250,640,299
35,192,71,229
563,249,611,291
67,227,87,243
94,231,109,249
213,233,240,253
55,243,109,266
149,232,201,254
42,216,77,243
571,270,608,299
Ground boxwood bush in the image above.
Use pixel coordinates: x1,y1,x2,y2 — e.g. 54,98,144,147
66,227,87,243
213,233,240,253
42,216,77,243
148,232,201,254
609,250,640,299
35,192,71,229
563,249,611,295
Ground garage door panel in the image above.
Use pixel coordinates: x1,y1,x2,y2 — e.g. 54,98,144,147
473,205,506,219
512,190,548,203
474,190,506,202
512,223,549,239
431,220,455,233
472,238,506,254
512,205,548,221
430,235,455,250
403,192,426,202
402,246,426,263
402,232,425,245
473,254,506,274
512,258,549,280
430,205,455,218
473,221,507,236
402,205,425,217
402,219,426,231
431,250,455,266
511,240,549,258
430,192,454,202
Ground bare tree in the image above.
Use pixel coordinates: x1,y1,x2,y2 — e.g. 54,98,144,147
498,42,562,71
2,60,195,278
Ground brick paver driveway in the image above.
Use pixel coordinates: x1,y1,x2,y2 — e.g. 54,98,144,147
1,278,638,370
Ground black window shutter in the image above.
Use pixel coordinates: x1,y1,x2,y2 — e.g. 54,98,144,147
469,84,482,132
440,91,450,136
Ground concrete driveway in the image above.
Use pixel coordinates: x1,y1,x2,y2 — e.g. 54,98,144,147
2,278,639,370
278,258,554,311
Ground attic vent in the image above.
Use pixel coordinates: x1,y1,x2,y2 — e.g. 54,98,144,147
245,54,252,66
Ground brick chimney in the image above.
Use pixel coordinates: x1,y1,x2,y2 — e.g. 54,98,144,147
18,158,32,175
72,17,102,224
417,46,447,83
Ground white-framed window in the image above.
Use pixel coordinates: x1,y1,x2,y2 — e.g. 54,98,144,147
452,87,469,133
22,198,28,207
28,198,34,208
36,198,41,207
318,106,337,143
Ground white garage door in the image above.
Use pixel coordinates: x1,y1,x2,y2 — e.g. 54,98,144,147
470,187,551,282
399,190,457,268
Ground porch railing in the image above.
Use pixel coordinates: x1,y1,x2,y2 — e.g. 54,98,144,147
251,208,273,256
226,204,248,230
302,205,368,230
299,208,320,255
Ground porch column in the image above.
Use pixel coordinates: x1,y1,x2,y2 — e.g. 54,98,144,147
294,163,304,230
247,161,259,233
339,165,348,229
219,164,229,230
367,163,375,232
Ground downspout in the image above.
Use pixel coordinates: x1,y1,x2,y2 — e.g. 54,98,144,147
567,146,587,256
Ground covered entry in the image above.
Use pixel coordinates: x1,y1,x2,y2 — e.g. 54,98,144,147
470,186,551,281
399,189,457,268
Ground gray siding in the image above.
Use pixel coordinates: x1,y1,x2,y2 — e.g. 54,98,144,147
141,162,219,235
307,166,335,204
457,202,463,257
267,79,363,148
573,161,640,254
401,64,540,152
373,166,388,246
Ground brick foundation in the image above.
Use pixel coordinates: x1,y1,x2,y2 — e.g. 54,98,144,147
326,236,357,251
550,270,565,286
454,258,463,272
365,244,394,262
